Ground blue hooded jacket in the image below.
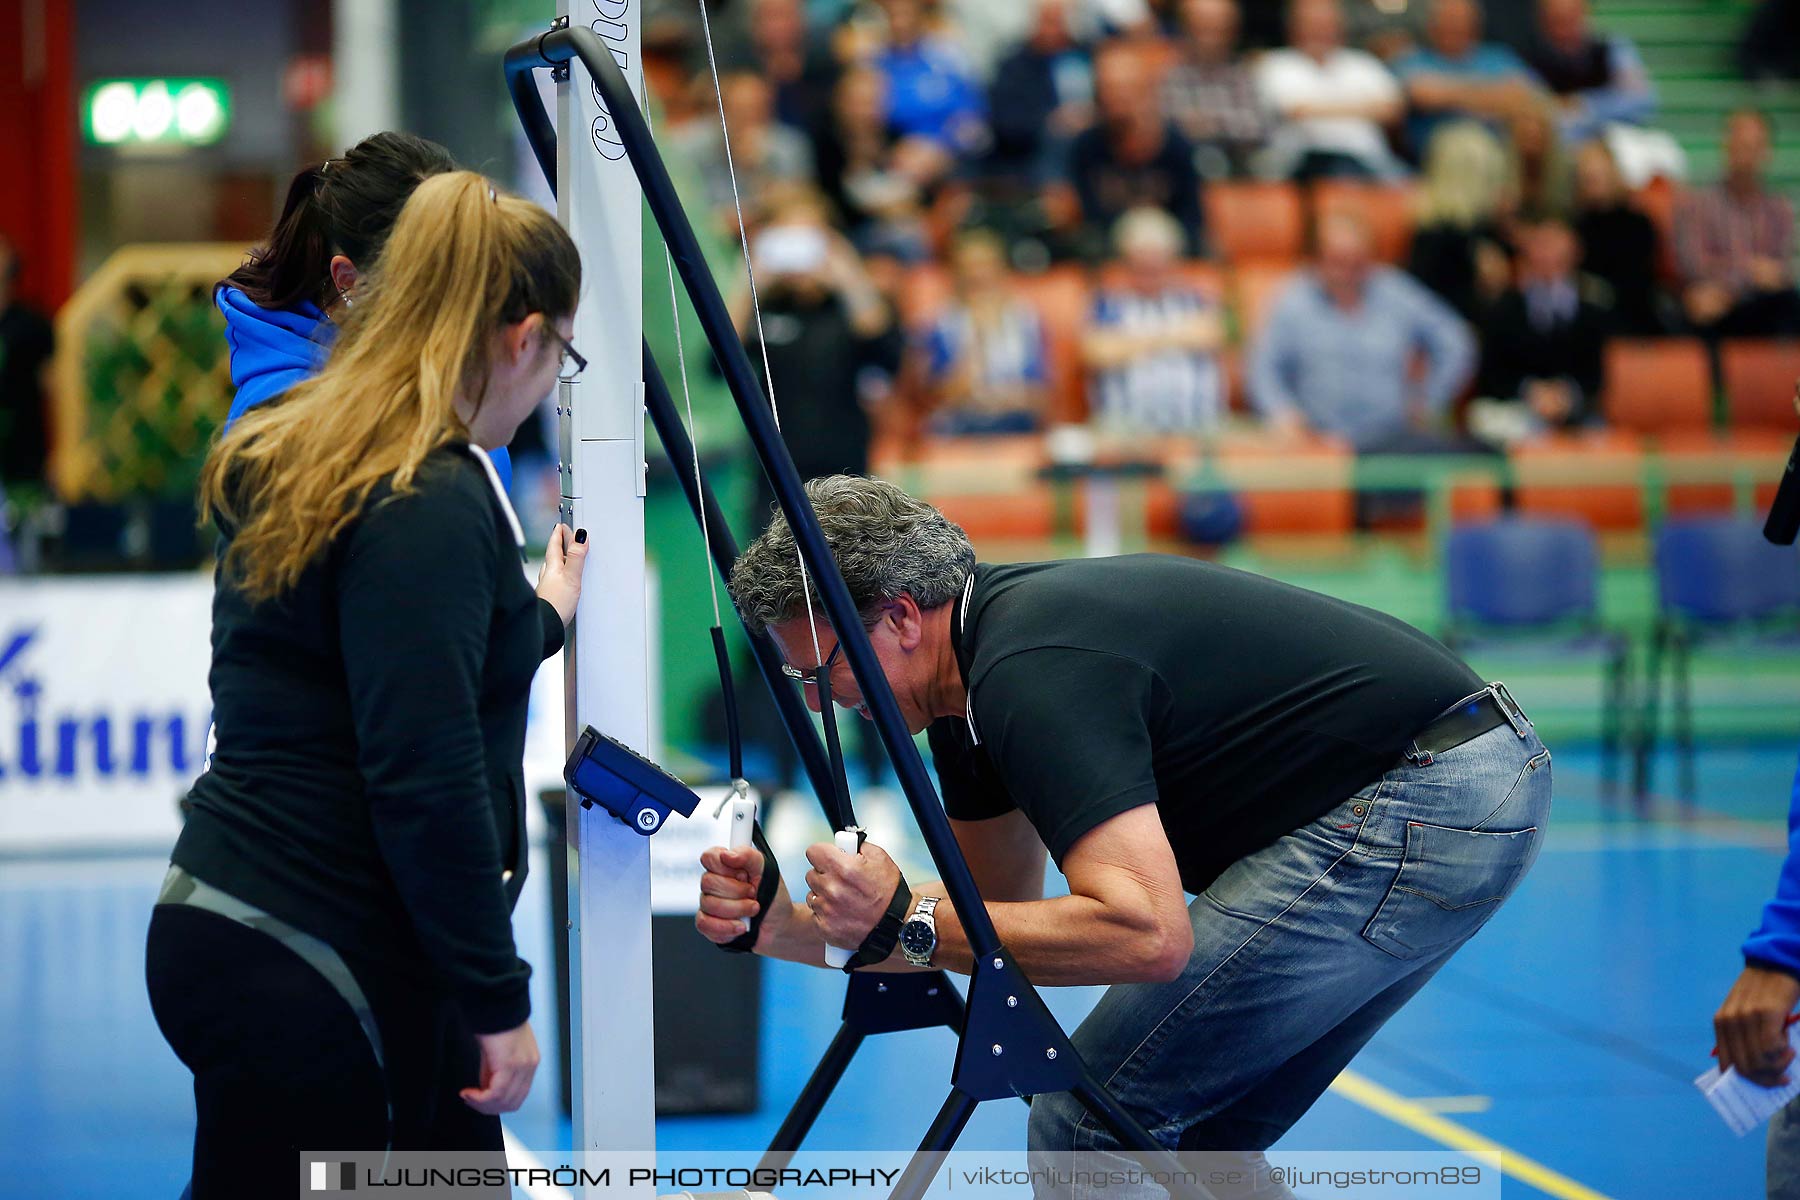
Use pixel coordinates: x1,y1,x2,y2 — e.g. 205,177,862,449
216,285,513,491
1743,752,1800,977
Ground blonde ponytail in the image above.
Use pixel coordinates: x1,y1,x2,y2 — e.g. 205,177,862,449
200,171,580,603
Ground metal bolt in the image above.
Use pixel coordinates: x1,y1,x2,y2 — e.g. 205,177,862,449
1007,996,1018,1008
991,1044,1004,1057
877,982,888,993
636,809,660,831
1045,1048,1058,1060
992,957,1004,970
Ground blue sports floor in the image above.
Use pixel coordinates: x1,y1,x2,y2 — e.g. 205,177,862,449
3,742,1796,1199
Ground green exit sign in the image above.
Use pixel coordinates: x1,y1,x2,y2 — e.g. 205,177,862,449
84,78,231,147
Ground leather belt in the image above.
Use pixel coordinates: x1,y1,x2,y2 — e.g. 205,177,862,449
1404,682,1532,766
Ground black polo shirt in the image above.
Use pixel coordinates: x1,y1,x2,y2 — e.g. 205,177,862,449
928,556,1483,894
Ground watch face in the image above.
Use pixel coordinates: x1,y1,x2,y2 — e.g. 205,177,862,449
900,920,933,958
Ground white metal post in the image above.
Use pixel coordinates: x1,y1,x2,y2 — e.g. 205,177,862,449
556,0,653,1187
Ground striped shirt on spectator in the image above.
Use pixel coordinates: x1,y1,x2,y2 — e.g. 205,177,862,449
924,302,1049,414
1088,287,1225,433
1160,60,1270,159
1674,184,1795,296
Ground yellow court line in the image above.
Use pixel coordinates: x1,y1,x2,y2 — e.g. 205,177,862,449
1410,1095,1493,1114
1329,1069,1616,1200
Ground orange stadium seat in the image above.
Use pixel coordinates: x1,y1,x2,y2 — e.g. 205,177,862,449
1600,338,1714,435
1657,427,1791,515
1213,434,1355,535
1309,180,1419,264
1721,339,1800,432
1511,429,1646,530
1204,181,1306,266
1020,265,1094,424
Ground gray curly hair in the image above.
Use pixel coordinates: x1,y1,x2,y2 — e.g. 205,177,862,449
730,475,976,629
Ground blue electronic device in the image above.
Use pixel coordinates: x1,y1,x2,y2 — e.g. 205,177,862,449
563,725,702,835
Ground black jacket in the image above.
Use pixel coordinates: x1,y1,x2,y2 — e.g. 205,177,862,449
1477,279,1615,421
173,446,563,1033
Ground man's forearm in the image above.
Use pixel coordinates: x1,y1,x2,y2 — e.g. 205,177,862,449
867,882,1187,986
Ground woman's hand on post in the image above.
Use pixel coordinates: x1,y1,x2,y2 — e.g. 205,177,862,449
537,524,590,626
460,1020,540,1114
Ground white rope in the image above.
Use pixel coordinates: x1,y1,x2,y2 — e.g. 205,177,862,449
695,0,826,669
645,102,724,628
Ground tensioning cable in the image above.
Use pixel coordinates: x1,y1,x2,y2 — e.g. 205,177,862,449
645,99,749,814
694,0,857,840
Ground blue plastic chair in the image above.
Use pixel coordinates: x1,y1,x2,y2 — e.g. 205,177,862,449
1637,516,1800,800
1445,517,1630,794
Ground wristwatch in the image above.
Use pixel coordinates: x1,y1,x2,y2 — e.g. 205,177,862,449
899,896,940,968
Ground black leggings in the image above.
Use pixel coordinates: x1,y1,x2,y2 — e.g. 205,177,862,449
145,904,502,1198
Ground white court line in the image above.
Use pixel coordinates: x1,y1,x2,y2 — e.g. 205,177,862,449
501,1125,576,1200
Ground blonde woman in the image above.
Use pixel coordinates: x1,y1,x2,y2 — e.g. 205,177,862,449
1405,120,1516,322
145,172,586,1193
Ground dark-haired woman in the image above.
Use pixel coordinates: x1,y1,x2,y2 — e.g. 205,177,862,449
215,131,516,489
147,172,586,1194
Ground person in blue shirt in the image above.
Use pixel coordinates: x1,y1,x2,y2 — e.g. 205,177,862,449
870,0,988,158
1717,758,1800,1195
216,131,513,492
1394,0,1544,158
1251,208,1474,451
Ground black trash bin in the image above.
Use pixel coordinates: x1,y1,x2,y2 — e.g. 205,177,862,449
539,787,761,1115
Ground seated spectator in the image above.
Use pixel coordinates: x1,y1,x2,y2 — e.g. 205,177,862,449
672,72,816,237
1161,0,1272,178
986,0,1095,186
1394,0,1543,158
1063,41,1206,256
1474,217,1611,440
1676,109,1800,338
1570,137,1666,335
1251,210,1475,449
1524,0,1654,144
867,0,989,158
742,0,842,134
1505,100,1573,221
812,66,941,258
917,230,1051,434
1407,121,1517,323
1081,207,1226,433
1256,0,1408,180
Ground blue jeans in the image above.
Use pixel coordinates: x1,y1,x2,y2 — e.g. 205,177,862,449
1770,1094,1800,1199
1028,719,1552,1199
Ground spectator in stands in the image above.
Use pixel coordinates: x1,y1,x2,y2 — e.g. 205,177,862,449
918,229,1052,435
743,0,842,133
1256,0,1408,180
1570,137,1666,335
1407,121,1517,324
1475,217,1610,436
866,0,989,158
0,237,53,494
1505,100,1573,221
673,72,816,237
731,190,900,798
1081,207,1226,433
1161,0,1272,179
812,66,939,258
1251,209,1475,449
1064,41,1207,256
986,0,1096,187
1523,0,1654,144
1394,0,1544,159
1676,109,1800,338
